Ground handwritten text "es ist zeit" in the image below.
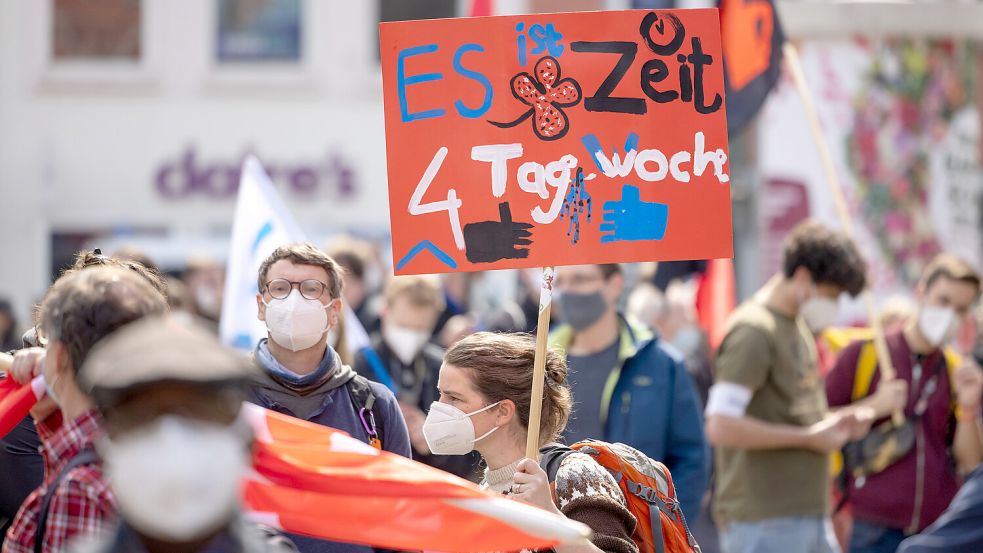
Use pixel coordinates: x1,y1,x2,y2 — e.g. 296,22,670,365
396,12,722,123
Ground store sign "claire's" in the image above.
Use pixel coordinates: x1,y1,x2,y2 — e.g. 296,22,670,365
154,146,358,201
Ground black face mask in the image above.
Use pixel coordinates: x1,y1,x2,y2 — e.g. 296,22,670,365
558,291,608,331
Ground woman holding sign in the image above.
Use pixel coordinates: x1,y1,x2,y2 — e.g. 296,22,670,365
421,332,638,553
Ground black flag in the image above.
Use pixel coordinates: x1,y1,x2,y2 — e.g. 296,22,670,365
718,0,786,135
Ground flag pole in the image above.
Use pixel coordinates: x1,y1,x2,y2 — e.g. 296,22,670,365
783,42,903,426
526,266,555,459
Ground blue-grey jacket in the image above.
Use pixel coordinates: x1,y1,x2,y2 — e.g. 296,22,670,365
898,462,983,553
550,316,709,520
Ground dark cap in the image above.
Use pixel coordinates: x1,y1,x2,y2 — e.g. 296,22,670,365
79,315,257,405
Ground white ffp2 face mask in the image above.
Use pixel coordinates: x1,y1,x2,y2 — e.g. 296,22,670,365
800,297,840,333
384,324,430,365
263,291,334,352
918,306,958,347
100,416,250,542
422,401,501,455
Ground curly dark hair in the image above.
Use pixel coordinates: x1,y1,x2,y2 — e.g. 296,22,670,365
782,220,867,297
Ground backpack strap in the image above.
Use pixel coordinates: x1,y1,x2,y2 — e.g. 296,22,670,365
622,480,666,553
853,341,960,413
346,375,385,450
852,340,879,402
836,340,886,513
943,349,961,416
361,347,397,395
35,448,99,553
538,444,576,483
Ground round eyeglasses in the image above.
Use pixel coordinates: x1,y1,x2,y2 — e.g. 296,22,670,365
264,278,328,300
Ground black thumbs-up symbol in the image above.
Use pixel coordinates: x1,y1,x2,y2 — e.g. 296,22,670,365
463,202,534,264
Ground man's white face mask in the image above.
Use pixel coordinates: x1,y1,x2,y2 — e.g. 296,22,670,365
263,290,335,352
918,305,958,347
800,296,840,333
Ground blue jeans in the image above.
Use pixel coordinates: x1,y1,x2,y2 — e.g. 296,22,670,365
849,520,906,553
720,516,840,553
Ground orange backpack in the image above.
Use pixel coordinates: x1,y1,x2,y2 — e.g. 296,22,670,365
540,440,701,553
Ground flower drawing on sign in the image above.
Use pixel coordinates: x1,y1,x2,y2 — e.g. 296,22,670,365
489,56,582,141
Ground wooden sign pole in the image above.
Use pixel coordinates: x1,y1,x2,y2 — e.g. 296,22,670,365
526,266,555,460
783,43,903,426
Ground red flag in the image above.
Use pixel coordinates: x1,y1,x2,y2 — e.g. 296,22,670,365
696,257,736,350
0,353,45,437
241,404,590,551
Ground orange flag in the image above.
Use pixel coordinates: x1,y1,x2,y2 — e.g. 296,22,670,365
0,359,590,552
242,403,590,552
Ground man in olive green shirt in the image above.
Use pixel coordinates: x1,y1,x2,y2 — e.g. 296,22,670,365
706,220,873,553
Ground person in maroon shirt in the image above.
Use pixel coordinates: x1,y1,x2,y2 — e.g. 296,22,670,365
827,253,983,553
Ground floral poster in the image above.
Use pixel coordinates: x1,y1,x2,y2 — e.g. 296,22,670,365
757,38,982,304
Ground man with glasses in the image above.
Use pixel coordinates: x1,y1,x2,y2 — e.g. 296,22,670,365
249,243,410,552
547,263,709,521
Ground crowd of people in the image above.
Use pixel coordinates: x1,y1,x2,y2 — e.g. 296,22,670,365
0,219,981,553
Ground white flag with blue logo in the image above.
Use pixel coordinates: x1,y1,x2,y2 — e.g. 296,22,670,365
220,157,306,351
220,157,372,354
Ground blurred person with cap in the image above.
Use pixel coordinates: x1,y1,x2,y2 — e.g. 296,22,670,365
354,275,479,480
71,316,297,553
250,243,409,553
3,265,167,553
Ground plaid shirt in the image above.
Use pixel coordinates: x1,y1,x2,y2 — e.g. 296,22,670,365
2,409,115,553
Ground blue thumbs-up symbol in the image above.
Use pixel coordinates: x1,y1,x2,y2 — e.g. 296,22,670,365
599,184,668,243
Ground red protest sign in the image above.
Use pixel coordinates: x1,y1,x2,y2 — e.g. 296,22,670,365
380,9,732,275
